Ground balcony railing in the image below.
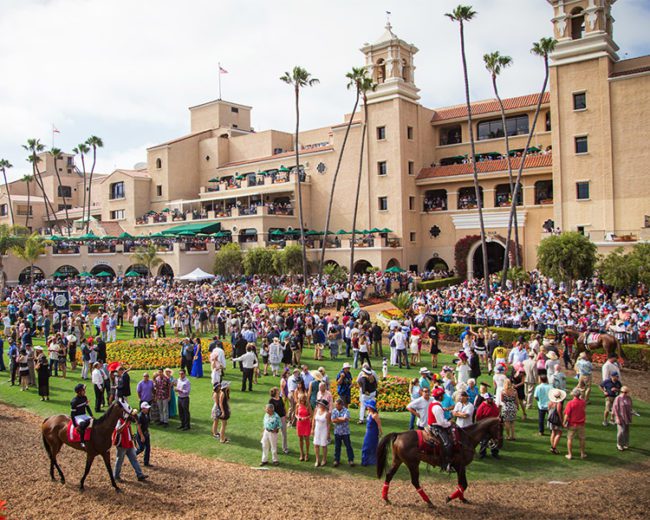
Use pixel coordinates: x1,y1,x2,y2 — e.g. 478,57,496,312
588,229,650,243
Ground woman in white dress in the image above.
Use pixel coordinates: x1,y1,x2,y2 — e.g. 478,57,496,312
311,400,331,467
409,329,421,365
493,364,508,406
268,337,284,377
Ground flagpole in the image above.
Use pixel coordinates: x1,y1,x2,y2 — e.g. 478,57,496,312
218,62,222,100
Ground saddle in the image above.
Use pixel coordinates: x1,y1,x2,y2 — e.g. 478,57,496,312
416,426,461,455
67,420,93,443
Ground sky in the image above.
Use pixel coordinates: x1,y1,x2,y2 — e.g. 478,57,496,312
0,0,648,181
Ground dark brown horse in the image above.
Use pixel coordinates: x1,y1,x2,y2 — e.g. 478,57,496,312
377,418,503,508
41,399,136,491
564,328,625,361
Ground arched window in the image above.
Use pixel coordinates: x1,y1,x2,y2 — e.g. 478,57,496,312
402,59,410,82
495,183,523,207
156,158,162,169
458,187,483,210
545,111,552,132
571,8,585,40
376,59,386,84
535,180,554,205
423,189,447,211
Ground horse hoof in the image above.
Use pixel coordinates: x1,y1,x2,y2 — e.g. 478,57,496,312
79,486,84,492
115,487,122,493
460,498,469,504
383,499,391,506
427,501,434,509
445,497,452,504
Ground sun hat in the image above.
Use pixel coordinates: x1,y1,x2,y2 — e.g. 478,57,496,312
362,367,373,375
365,399,377,411
548,389,567,403
482,392,493,400
342,362,351,369
311,370,323,381
547,351,558,360
419,367,431,375
34,346,43,351
141,402,151,410
317,399,329,408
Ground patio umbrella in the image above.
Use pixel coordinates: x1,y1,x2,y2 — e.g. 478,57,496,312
101,235,116,240
208,177,219,182
51,271,66,278
195,233,211,237
284,229,301,236
78,232,98,240
78,272,93,277
305,230,321,236
379,228,393,233
161,208,171,212
385,266,406,273
118,232,133,239
369,228,381,234
95,271,113,277
270,229,285,236
335,229,349,235
125,271,140,277
150,232,167,238
278,165,290,173
212,231,231,237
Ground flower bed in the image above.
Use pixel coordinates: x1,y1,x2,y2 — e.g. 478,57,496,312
330,375,411,412
267,303,305,310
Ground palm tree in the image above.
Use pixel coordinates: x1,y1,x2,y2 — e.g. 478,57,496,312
0,159,15,224
50,147,71,235
73,143,90,231
348,70,376,284
0,224,27,293
131,242,163,277
23,139,60,234
85,136,104,232
280,66,319,284
483,51,520,287
317,66,365,283
11,232,49,285
446,5,490,296
504,37,557,275
21,175,33,227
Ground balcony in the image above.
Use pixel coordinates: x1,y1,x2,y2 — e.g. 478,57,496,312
588,229,650,244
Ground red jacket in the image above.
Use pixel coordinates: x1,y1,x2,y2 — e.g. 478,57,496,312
475,401,499,421
112,419,135,449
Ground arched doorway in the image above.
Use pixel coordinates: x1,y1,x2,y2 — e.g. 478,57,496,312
353,259,372,274
471,241,505,280
386,258,400,269
19,266,44,284
158,263,174,277
126,264,150,277
90,264,116,277
425,257,449,272
55,265,80,278
324,259,339,268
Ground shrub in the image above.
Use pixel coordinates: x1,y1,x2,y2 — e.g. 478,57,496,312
70,303,105,312
417,277,464,290
330,375,411,412
436,322,534,346
390,292,413,312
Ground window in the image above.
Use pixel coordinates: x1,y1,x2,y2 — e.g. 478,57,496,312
545,111,552,132
376,59,386,83
57,204,72,211
571,8,585,40
378,197,388,211
16,205,32,216
57,185,72,198
110,209,125,220
408,196,415,211
377,161,387,176
408,161,414,175
155,158,162,169
575,136,588,154
156,185,163,197
439,125,462,145
407,126,414,140
0,204,7,216
576,182,590,200
409,232,416,242
232,124,238,128
67,168,72,174
109,181,125,200
477,115,529,140
231,107,239,113
376,126,386,140
573,92,586,110
577,225,586,236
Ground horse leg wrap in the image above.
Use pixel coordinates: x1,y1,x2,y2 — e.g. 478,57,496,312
382,482,390,500
448,484,466,501
417,487,431,503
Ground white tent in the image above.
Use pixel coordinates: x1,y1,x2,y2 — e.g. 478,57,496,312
176,267,215,282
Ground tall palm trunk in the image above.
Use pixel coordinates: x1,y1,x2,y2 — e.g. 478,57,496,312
52,156,71,235
293,85,308,283
349,98,369,284
318,92,360,283
80,157,88,232
1,169,15,225
504,55,550,277
25,180,30,227
459,20,490,295
86,149,97,233
32,165,60,234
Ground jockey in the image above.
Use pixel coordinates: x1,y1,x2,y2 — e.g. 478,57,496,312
426,387,453,472
71,383,93,448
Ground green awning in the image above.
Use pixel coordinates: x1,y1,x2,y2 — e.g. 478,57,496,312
379,228,393,233
118,232,133,239
125,271,140,277
278,165,290,173
209,177,219,182
385,266,406,273
95,271,113,277
212,230,231,237
78,271,92,277
161,222,222,235
270,229,285,235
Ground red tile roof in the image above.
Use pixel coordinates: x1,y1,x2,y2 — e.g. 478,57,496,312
431,92,551,122
610,65,650,78
417,153,552,180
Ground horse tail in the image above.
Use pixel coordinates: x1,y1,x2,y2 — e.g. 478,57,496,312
41,421,53,458
377,432,398,479
616,337,626,360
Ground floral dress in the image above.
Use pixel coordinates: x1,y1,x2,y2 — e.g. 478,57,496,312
500,392,518,422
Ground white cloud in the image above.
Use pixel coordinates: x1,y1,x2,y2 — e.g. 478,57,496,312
0,0,647,182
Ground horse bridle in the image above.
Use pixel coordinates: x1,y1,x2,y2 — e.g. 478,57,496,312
487,419,504,450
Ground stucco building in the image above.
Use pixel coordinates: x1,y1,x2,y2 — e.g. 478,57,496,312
1,0,648,283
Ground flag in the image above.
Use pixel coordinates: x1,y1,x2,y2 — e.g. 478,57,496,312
52,125,60,134
219,65,228,74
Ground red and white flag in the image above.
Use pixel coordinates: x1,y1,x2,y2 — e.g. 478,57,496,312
219,65,228,74
52,124,60,134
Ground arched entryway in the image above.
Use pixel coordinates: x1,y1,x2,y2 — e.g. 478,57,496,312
19,266,44,284
469,240,505,280
158,263,174,277
425,257,449,272
55,265,80,278
324,259,339,268
90,264,116,277
353,259,372,274
386,258,400,269
126,264,150,277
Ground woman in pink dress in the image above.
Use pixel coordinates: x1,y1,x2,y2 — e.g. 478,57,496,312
295,393,312,462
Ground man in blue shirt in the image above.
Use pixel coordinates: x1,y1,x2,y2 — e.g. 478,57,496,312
599,372,622,426
331,398,355,467
8,340,18,384
534,375,553,435
0,336,5,372
336,363,353,407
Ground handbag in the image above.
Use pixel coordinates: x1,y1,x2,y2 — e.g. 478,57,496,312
548,406,562,427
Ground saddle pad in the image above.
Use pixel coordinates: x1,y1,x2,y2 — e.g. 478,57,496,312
587,333,601,344
67,420,92,443
416,428,461,453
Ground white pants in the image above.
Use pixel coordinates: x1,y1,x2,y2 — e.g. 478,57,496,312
108,329,117,342
390,346,397,366
81,360,90,379
261,430,278,463
359,392,377,422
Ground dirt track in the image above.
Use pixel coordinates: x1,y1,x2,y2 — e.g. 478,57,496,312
1,403,649,520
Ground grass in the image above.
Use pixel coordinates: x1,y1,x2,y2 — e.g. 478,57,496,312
2,323,649,483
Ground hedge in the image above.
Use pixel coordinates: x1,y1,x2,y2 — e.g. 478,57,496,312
437,322,534,346
417,277,464,290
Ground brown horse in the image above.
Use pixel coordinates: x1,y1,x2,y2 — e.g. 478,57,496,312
564,328,625,361
377,418,503,508
41,398,136,491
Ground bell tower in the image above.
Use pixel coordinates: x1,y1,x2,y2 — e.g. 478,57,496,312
547,0,618,66
360,22,420,104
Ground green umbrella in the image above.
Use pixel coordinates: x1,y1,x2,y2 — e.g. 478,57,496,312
176,230,196,236
51,271,66,278
95,271,113,277
379,228,393,233
195,233,211,237
258,171,268,176
78,232,98,240
235,174,246,180
101,235,116,240
150,232,167,238
278,165,290,173
125,271,140,277
284,229,301,236
161,208,171,212
118,232,133,239
78,272,93,277
360,229,370,234
385,266,406,273
369,228,381,234
212,231,230,237
270,229,285,236
335,229,349,235
208,177,219,182
305,230,321,236
351,229,364,234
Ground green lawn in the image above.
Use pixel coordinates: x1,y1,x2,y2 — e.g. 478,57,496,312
2,323,649,483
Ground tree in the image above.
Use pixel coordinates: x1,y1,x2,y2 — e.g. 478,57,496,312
323,262,348,283
243,247,278,276
85,136,104,232
483,51,521,286
390,291,414,313
21,175,33,227
597,248,638,291
0,159,15,225
11,232,49,285
0,224,27,293
504,36,557,276
349,68,376,284
73,143,90,230
280,66,319,284
630,243,650,288
130,242,163,277
23,139,60,233
276,244,303,276
317,66,364,282
213,242,243,277
446,5,490,296
49,148,70,235
537,232,596,283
